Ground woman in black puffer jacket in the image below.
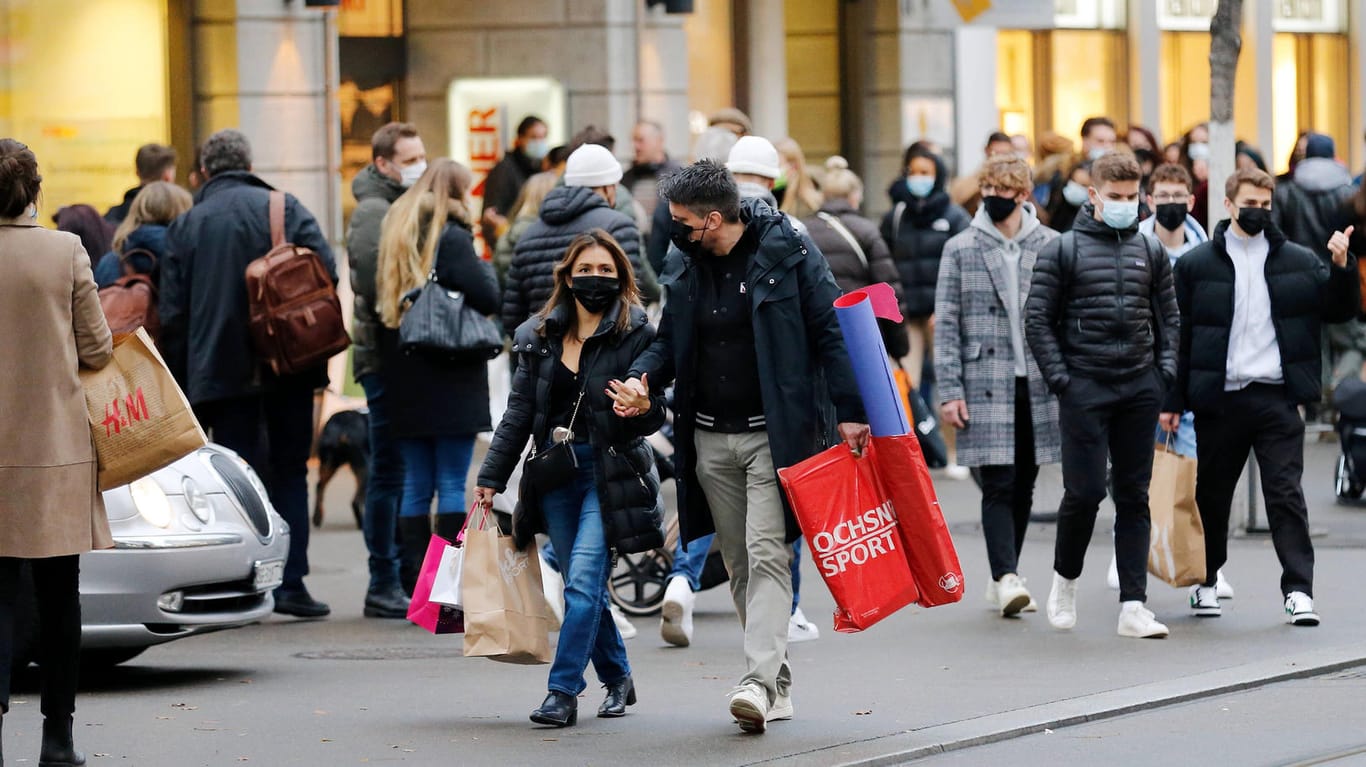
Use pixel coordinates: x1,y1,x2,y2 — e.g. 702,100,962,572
475,229,664,730
880,142,970,388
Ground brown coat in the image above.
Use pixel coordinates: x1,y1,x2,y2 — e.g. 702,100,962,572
0,221,115,558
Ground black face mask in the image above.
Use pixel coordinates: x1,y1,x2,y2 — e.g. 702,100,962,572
1237,207,1271,237
981,195,1019,223
570,276,619,315
1154,202,1187,232
668,217,709,255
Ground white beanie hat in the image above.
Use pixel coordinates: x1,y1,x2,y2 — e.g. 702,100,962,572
563,144,623,188
726,136,781,179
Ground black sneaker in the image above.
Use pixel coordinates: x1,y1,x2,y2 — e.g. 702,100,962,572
363,584,410,619
274,587,331,618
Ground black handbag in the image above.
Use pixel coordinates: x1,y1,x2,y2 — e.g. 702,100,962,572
398,266,503,361
521,347,600,495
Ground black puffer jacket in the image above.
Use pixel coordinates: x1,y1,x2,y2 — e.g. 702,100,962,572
477,302,666,555
879,160,971,318
1272,157,1355,259
1024,204,1179,393
1165,220,1359,413
501,186,658,334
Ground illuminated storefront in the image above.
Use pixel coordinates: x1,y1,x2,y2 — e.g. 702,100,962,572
994,0,1357,173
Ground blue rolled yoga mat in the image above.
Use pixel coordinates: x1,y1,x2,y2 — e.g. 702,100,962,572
833,284,909,437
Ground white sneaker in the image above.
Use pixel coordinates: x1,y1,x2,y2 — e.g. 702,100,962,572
944,463,972,481
1189,585,1221,617
1106,554,1120,590
1019,576,1037,612
1216,569,1235,599
660,575,695,647
995,573,1031,617
539,552,565,629
787,607,820,643
728,682,768,733
1284,592,1320,626
609,603,637,640
1046,572,1078,630
1117,601,1169,638
767,693,794,722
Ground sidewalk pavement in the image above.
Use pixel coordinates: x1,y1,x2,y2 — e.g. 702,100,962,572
34,439,1366,766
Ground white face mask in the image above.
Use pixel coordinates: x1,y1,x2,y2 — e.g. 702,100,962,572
1061,181,1090,207
399,160,428,188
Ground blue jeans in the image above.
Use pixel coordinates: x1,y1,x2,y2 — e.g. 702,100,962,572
396,436,476,519
540,443,630,696
669,533,804,615
359,374,403,592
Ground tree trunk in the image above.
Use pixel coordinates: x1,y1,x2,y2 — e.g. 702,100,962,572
1208,0,1244,225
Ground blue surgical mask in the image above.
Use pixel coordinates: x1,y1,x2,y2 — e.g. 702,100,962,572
1187,142,1210,161
1100,198,1139,230
525,139,549,161
1061,181,1089,207
905,174,935,198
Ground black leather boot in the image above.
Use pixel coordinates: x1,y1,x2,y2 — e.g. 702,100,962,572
38,716,84,767
433,512,467,544
529,691,577,727
396,516,432,596
597,676,636,718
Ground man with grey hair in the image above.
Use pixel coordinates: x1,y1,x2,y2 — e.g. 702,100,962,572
161,129,339,619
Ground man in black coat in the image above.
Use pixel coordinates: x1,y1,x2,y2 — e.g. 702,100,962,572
622,160,868,733
480,115,548,249
1160,167,1359,627
161,129,338,618
105,143,177,225
1025,152,1179,639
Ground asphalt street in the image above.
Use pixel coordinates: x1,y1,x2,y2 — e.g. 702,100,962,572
4,438,1364,766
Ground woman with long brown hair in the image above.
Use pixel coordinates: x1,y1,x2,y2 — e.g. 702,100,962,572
474,230,664,728
376,158,500,589
0,138,113,766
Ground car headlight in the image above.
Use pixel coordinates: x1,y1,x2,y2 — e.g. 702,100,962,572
182,477,212,524
129,477,173,528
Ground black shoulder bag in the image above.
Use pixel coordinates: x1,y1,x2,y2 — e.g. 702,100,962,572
521,345,602,496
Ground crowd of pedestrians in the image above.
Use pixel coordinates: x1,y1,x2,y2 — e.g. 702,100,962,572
2,102,1364,762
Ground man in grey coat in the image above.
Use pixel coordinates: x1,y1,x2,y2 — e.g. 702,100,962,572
346,121,427,619
936,156,1061,618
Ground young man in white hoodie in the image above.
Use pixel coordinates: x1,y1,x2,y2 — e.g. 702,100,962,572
935,156,1062,616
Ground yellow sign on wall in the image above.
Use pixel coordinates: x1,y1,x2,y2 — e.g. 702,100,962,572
952,0,992,23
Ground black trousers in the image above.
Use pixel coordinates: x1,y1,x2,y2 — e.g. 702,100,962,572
1055,371,1161,603
978,377,1040,580
0,555,81,717
196,385,315,591
1194,383,1314,596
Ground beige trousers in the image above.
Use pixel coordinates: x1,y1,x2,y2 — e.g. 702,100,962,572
693,429,792,704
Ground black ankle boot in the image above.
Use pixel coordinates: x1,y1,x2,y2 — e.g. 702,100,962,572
39,716,84,767
597,676,636,718
529,691,577,727
396,516,432,596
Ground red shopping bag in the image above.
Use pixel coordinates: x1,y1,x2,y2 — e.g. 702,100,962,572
407,534,465,635
871,434,964,607
778,441,920,632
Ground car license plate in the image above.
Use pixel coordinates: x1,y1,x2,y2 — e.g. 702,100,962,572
253,559,285,591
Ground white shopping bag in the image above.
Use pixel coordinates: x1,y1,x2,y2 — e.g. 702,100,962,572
428,544,466,608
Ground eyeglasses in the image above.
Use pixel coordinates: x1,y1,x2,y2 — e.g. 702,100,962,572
1151,193,1190,204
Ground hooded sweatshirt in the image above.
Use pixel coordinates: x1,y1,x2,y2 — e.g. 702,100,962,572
969,203,1043,376
1273,156,1355,259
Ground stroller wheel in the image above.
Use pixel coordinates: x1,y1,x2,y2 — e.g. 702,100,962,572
608,547,672,616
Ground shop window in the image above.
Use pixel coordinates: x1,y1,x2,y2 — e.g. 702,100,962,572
683,0,735,134
994,28,1128,150
0,0,169,220
338,0,405,220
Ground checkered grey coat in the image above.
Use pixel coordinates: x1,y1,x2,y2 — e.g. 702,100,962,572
934,210,1061,467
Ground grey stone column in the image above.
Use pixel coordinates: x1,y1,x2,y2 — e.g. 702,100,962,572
192,0,341,240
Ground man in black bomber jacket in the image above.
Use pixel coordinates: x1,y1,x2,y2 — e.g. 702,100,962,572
1024,152,1180,639
1160,168,1359,627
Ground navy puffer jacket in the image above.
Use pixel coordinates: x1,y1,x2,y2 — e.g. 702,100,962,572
879,156,971,318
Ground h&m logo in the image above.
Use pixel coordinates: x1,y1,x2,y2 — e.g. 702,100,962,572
102,388,149,437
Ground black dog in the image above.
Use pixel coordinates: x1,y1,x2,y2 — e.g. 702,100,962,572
314,409,370,528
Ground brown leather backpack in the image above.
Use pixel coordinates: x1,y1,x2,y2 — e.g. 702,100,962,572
245,191,350,376
98,248,161,341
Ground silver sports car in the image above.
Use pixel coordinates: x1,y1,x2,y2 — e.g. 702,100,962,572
9,444,290,669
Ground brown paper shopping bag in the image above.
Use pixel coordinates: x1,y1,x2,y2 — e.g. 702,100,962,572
461,510,553,665
80,328,208,490
1147,443,1207,587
